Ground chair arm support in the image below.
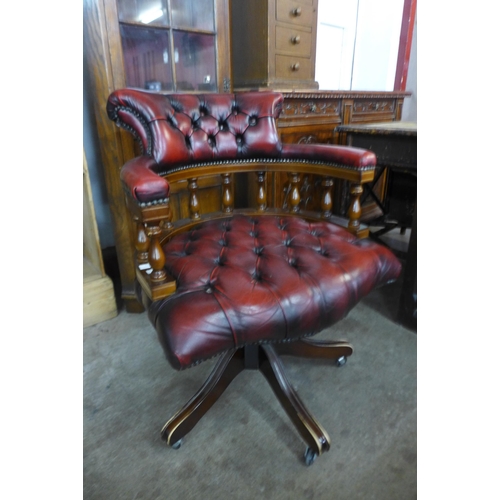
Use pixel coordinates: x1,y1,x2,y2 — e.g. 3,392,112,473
281,143,376,169
121,156,170,204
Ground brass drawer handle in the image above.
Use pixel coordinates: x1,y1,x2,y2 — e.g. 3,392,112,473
291,62,300,71
291,35,301,44
292,7,302,16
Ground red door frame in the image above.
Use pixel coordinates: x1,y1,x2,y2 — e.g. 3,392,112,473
394,0,417,91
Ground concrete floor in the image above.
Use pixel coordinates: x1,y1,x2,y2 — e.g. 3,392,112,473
83,257,416,500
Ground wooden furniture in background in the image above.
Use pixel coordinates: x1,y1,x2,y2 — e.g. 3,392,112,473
117,0,231,92
83,149,118,327
336,121,416,229
231,0,319,90
273,91,410,212
84,0,231,312
84,0,410,312
336,121,417,330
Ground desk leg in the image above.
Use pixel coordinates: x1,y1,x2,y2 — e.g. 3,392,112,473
398,201,417,330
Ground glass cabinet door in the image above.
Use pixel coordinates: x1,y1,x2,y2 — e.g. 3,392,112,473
116,0,222,93
171,0,214,31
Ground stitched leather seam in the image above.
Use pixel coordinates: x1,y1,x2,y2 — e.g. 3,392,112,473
157,158,375,177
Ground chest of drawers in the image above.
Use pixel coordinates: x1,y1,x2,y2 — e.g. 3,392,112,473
231,0,319,90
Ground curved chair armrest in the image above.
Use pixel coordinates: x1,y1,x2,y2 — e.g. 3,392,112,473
281,143,376,169
121,156,170,204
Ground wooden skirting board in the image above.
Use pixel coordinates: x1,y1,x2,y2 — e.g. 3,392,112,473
83,258,117,328
84,147,118,328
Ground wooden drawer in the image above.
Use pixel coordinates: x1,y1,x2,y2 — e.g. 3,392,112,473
276,54,311,80
276,25,311,56
276,0,314,28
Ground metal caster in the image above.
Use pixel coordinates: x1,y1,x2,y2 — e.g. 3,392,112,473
336,356,347,367
304,447,318,466
170,439,182,450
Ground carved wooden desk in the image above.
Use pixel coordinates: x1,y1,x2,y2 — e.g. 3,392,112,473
273,91,410,210
336,121,417,331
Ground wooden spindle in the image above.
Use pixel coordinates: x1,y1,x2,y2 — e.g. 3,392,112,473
347,183,363,233
256,171,267,211
320,177,333,218
162,200,173,230
148,225,166,282
288,172,301,213
188,178,201,220
134,218,149,264
221,173,234,213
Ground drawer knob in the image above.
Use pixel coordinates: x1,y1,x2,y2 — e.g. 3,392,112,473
292,7,302,16
291,62,300,71
291,35,301,44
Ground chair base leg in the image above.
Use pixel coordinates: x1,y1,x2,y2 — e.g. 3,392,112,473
274,338,353,363
259,344,331,457
160,339,350,462
160,348,245,447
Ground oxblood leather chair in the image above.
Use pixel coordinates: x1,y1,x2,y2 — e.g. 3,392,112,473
107,89,401,466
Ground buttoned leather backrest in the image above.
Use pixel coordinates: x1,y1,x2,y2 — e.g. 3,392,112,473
107,90,284,171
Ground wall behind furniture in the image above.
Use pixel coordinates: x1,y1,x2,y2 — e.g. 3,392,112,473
315,0,405,91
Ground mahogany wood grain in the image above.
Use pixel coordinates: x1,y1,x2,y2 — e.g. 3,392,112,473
188,178,201,220
259,344,330,456
134,219,149,264
148,225,167,283
160,348,245,447
256,172,267,211
347,184,363,233
221,173,234,213
275,338,353,360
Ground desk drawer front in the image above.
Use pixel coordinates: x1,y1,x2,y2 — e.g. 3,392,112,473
276,0,314,28
276,25,312,56
276,54,311,79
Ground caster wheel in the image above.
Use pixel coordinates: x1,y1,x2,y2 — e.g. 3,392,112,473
336,356,347,367
170,439,182,450
304,447,318,466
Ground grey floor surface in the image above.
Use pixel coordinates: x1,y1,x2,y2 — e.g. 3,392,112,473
83,262,417,500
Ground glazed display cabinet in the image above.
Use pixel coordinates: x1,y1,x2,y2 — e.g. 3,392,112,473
84,0,231,312
117,0,230,92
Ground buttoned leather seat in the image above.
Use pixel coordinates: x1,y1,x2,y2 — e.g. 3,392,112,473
107,89,401,465
151,214,399,371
